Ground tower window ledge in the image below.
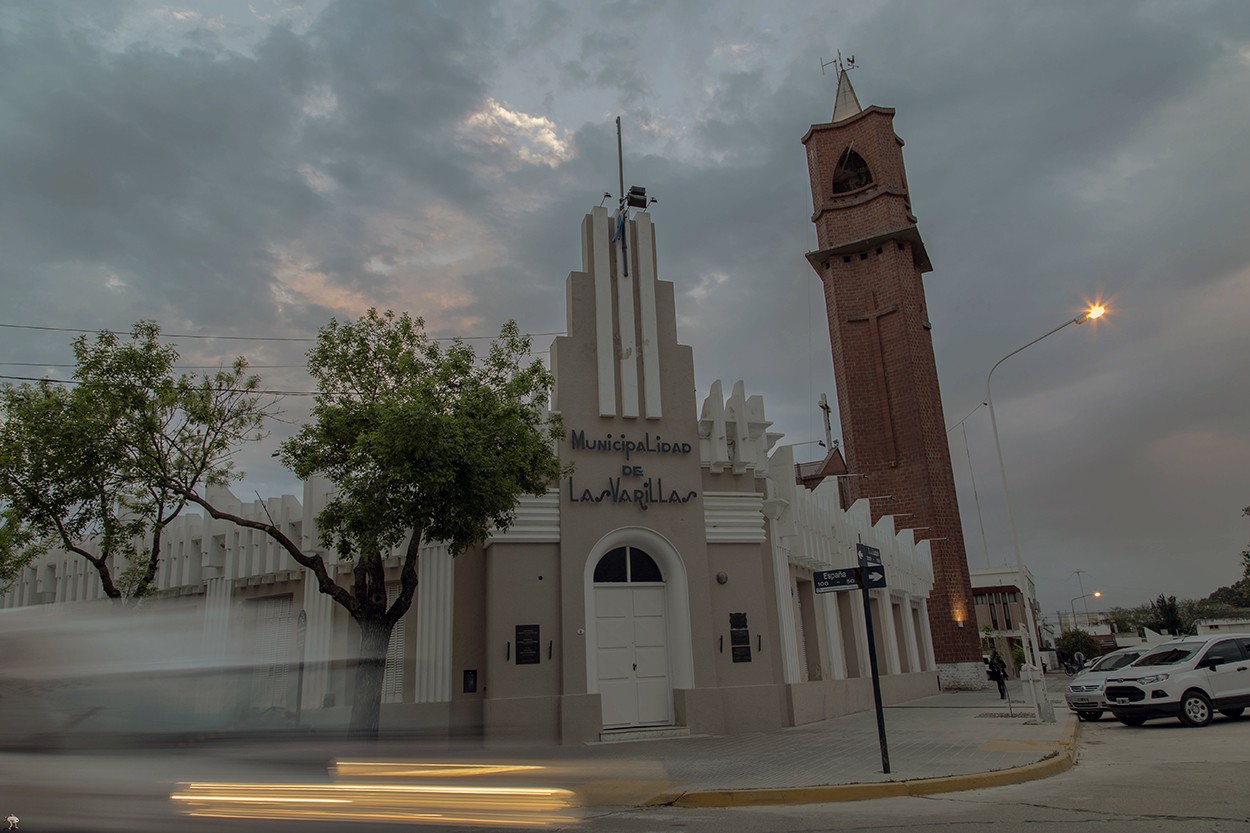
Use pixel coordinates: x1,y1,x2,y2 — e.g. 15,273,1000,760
830,182,878,201
814,185,908,216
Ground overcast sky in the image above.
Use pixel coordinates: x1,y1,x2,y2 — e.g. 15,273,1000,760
3,0,1249,622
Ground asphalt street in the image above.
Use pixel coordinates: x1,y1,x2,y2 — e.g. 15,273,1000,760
592,714,1250,832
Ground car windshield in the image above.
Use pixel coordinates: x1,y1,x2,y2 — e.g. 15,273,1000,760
1090,652,1139,672
1132,643,1204,667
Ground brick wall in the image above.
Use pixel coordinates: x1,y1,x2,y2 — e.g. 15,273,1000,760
803,107,982,667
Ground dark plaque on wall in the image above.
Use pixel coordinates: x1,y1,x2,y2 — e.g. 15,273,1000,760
515,624,541,665
730,612,752,663
463,669,478,693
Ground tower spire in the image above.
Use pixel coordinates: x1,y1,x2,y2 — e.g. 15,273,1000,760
832,67,862,122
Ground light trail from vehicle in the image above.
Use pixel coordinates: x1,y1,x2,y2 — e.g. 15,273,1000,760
171,768,578,826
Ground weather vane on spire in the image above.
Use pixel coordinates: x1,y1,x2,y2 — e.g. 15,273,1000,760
820,50,857,76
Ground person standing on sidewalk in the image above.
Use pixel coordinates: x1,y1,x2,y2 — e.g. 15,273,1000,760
989,652,1008,699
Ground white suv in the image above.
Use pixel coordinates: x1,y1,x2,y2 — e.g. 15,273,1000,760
1065,646,1148,722
1104,634,1250,727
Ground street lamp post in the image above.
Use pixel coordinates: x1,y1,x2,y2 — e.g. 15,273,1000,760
986,305,1104,723
1070,591,1102,631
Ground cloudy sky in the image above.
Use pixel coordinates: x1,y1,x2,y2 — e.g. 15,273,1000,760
3,0,1249,622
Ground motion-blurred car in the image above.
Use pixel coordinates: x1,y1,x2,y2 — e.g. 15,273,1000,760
1064,645,1148,721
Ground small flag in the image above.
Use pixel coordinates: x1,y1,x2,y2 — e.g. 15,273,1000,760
612,210,626,243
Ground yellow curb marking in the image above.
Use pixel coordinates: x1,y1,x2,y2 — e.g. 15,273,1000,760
653,717,1081,808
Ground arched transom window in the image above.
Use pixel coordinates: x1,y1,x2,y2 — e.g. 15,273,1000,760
593,546,664,583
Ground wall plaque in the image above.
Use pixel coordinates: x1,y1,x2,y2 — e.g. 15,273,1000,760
515,624,541,665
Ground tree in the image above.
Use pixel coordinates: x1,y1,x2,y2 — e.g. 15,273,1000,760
1105,603,1155,635
174,309,563,739
0,324,268,600
1150,593,1185,636
1056,629,1099,662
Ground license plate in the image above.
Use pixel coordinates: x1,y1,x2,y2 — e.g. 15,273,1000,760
1072,698,1092,704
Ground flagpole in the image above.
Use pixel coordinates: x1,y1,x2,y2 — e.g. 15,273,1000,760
616,116,625,207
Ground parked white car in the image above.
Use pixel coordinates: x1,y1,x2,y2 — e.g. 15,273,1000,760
1104,634,1250,727
1064,646,1149,721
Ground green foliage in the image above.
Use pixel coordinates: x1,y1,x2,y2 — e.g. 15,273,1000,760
1151,593,1184,636
0,322,270,599
282,309,563,561
1105,604,1153,635
1010,644,1025,670
182,308,563,739
1057,628,1100,660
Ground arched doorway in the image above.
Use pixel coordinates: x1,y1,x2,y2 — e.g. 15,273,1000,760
592,545,670,728
582,525,695,725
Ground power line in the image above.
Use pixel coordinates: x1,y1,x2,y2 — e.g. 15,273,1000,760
0,321,566,343
0,362,307,370
0,373,319,396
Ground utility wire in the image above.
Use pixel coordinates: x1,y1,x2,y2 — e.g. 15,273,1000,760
0,373,319,396
0,322,565,343
946,401,985,434
0,361,307,369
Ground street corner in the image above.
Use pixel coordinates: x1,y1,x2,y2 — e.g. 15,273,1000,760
572,779,689,808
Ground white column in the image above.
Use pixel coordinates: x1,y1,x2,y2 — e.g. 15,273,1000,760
902,596,922,674
300,569,336,712
415,545,455,703
197,574,236,714
918,598,937,671
614,219,639,418
849,589,869,678
770,541,801,683
588,207,617,417
822,591,848,679
634,212,662,420
876,590,901,675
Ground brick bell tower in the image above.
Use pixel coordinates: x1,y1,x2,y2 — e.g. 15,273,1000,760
802,68,983,686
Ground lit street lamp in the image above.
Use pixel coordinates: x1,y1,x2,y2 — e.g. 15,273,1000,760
986,304,1105,724
1070,591,1103,631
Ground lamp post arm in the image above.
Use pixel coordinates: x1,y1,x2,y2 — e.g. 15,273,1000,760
985,315,1084,405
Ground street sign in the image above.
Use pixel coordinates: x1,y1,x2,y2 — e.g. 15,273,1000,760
863,566,888,589
856,543,882,567
813,568,860,593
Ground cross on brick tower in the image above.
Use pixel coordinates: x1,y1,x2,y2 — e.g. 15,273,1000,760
847,292,900,466
800,68,983,685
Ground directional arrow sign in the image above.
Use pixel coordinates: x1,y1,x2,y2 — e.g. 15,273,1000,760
813,568,860,593
857,543,882,567
863,566,888,589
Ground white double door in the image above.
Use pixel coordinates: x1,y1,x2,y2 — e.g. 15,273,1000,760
595,584,671,728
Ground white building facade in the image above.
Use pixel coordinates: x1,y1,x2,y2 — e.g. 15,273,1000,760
2,205,939,744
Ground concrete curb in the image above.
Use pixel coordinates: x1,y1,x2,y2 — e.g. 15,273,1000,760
647,717,1080,809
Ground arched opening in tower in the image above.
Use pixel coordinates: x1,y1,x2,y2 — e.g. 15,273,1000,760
832,148,873,194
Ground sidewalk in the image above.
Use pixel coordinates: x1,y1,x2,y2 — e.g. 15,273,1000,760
554,676,1078,807
144,677,1080,819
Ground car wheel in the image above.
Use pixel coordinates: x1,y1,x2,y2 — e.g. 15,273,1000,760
1077,711,1103,722
1178,690,1213,727
1218,707,1245,719
1116,714,1147,727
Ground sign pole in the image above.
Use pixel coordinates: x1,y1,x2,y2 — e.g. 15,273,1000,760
814,543,890,775
860,578,890,774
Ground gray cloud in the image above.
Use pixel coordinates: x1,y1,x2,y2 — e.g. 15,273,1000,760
2,0,1248,619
